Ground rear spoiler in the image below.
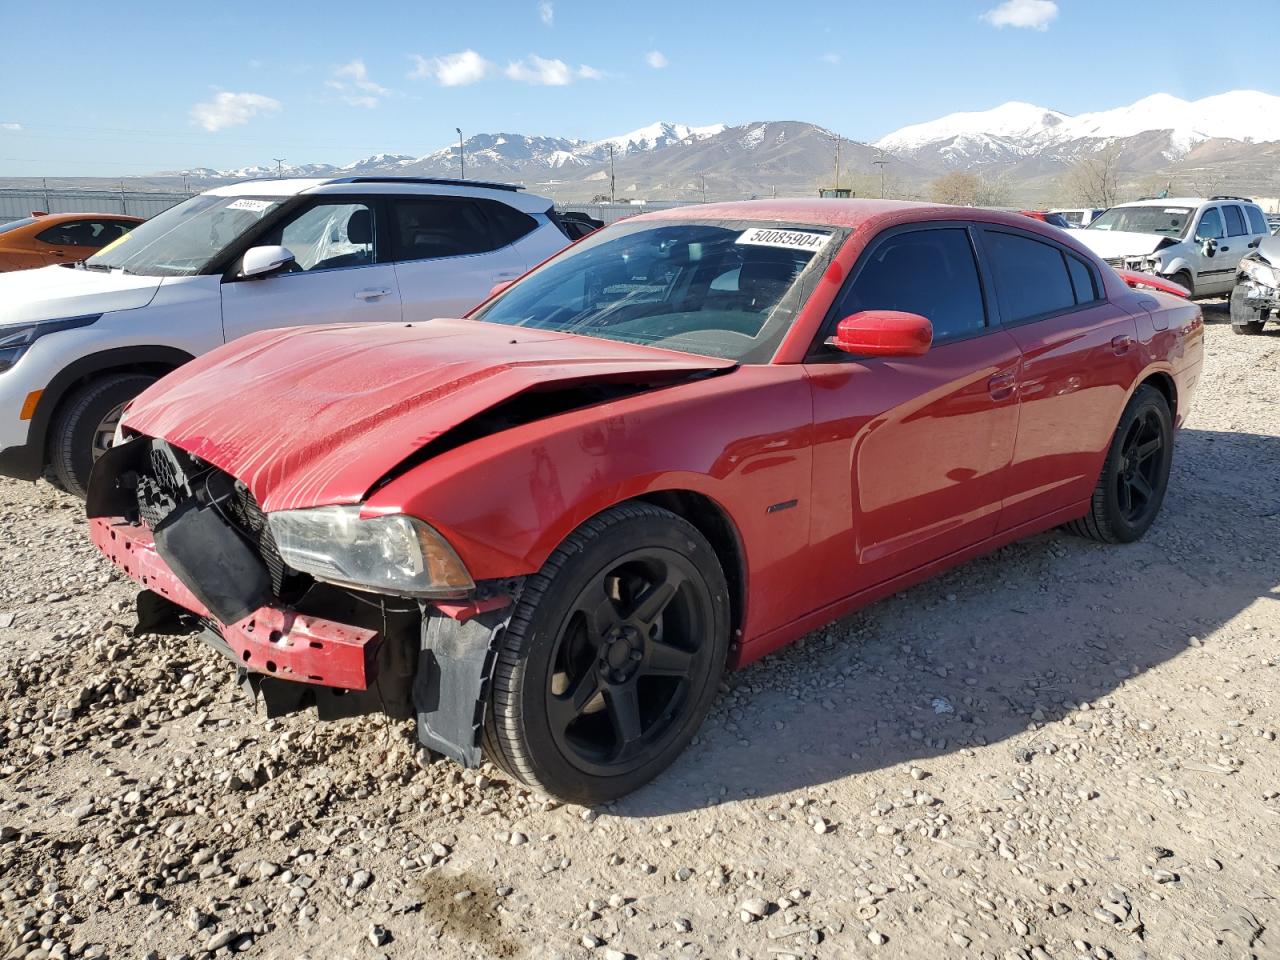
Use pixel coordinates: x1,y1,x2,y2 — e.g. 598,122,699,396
1115,269,1190,298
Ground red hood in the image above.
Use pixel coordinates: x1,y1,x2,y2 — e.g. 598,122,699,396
123,319,735,512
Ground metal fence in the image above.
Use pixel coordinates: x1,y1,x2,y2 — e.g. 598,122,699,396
0,189,190,223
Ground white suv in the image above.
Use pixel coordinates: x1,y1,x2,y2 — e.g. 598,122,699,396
0,177,572,494
1075,196,1271,299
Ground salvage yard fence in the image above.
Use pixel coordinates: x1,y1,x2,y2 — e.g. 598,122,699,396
0,188,192,223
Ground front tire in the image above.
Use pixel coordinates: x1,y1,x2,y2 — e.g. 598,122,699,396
1067,384,1173,544
1230,282,1268,335
1170,270,1194,298
484,503,731,804
49,373,156,498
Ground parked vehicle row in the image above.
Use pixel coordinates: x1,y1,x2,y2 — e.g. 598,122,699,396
0,177,574,494
84,197,1203,803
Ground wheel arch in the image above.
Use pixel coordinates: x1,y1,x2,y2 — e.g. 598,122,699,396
632,489,748,648
1135,369,1178,420
31,345,195,469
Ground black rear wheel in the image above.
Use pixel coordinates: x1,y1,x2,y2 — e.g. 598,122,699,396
1067,384,1173,544
484,503,730,804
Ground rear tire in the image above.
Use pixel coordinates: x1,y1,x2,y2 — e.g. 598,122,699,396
50,373,156,498
1066,384,1173,544
484,503,731,804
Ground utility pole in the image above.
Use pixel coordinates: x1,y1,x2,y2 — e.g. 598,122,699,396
273,158,286,177
700,173,707,203
607,144,615,203
833,135,842,192
873,152,890,198
456,128,465,179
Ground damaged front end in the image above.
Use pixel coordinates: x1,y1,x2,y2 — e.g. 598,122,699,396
1231,239,1279,331
86,436,518,767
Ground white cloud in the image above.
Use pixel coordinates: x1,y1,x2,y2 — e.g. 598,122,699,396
410,50,493,86
505,54,600,85
189,92,281,132
327,59,390,107
0,122,21,132
645,50,668,69
538,1,553,25
981,0,1058,30
820,52,841,64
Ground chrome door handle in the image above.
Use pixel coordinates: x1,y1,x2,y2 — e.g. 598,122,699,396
987,371,1017,401
355,287,392,301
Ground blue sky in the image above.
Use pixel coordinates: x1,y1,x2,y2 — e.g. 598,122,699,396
2,0,1274,176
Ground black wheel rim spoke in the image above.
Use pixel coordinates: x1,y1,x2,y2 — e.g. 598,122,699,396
545,550,712,776
1117,409,1166,524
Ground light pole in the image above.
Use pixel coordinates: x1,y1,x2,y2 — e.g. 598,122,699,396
273,157,286,178
873,152,890,198
456,128,465,179
833,135,842,193
607,144,615,203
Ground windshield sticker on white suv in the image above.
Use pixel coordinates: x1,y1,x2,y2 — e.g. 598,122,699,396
1163,208,1191,214
226,198,275,213
735,228,829,253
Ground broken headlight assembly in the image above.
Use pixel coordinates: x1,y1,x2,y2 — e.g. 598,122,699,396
0,314,101,374
267,506,474,599
1241,257,1279,292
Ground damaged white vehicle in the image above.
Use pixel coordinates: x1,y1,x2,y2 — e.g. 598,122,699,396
1076,196,1271,299
1230,235,1279,335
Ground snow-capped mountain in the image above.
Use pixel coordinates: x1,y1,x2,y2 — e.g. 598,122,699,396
875,90,1280,168
170,122,726,182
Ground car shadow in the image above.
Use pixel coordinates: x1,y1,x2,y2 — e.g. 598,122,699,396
614,427,1280,816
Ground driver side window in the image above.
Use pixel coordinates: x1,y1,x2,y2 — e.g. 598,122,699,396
267,202,376,272
1194,208,1224,242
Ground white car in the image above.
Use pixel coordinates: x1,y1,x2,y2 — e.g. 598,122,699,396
1074,196,1271,299
0,177,572,495
1049,207,1106,229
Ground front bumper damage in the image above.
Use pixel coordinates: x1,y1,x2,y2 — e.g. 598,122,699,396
87,436,515,767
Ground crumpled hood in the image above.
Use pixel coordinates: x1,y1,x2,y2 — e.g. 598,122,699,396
1074,230,1174,260
123,318,735,512
1255,235,1280,266
0,264,161,325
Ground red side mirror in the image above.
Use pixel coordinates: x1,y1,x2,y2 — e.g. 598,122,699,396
829,310,933,358
487,279,514,299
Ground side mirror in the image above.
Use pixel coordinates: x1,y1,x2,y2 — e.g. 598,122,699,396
487,279,514,299
1200,238,1217,257
239,245,296,279
828,310,933,358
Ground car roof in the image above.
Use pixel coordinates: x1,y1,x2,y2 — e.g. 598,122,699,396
21,212,145,223
202,176,553,213
1111,196,1234,208
628,198,1074,233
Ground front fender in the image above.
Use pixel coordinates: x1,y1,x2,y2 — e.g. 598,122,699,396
366,365,816,644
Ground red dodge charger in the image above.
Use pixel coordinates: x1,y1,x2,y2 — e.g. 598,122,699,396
87,200,1203,803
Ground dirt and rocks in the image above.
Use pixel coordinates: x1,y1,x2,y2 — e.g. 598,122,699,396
0,315,1277,960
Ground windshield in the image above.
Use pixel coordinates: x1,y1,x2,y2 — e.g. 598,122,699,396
85,194,283,276
1087,205,1192,238
470,220,841,363
0,217,37,236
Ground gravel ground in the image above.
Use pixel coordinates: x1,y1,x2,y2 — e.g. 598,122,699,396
1,312,1277,960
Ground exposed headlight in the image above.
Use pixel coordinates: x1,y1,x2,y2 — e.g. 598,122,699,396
0,315,101,374
1241,258,1279,291
267,505,474,599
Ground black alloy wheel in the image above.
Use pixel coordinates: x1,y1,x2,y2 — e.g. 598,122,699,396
1114,407,1165,527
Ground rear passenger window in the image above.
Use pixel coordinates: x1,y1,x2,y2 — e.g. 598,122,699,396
1224,205,1248,237
837,227,986,342
390,197,533,261
983,230,1077,323
1245,206,1268,236
1066,254,1099,304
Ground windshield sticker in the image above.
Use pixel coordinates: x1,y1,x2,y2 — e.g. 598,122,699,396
1163,208,1191,214
227,198,275,213
735,228,829,253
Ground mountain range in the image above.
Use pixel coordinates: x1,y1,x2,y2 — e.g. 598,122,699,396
14,91,1278,205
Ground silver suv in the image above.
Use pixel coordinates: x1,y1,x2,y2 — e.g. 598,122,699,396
1074,196,1271,298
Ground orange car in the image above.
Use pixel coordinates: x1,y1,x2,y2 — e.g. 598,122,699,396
0,212,144,272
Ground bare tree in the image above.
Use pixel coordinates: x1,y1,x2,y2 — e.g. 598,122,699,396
927,171,1009,207
1061,145,1122,207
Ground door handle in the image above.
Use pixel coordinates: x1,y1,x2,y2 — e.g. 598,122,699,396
354,287,392,301
987,371,1017,401
1219,246,1230,253
1111,334,1135,355
491,271,520,281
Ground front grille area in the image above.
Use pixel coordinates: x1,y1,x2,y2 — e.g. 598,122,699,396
135,441,297,597
1104,256,1126,268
